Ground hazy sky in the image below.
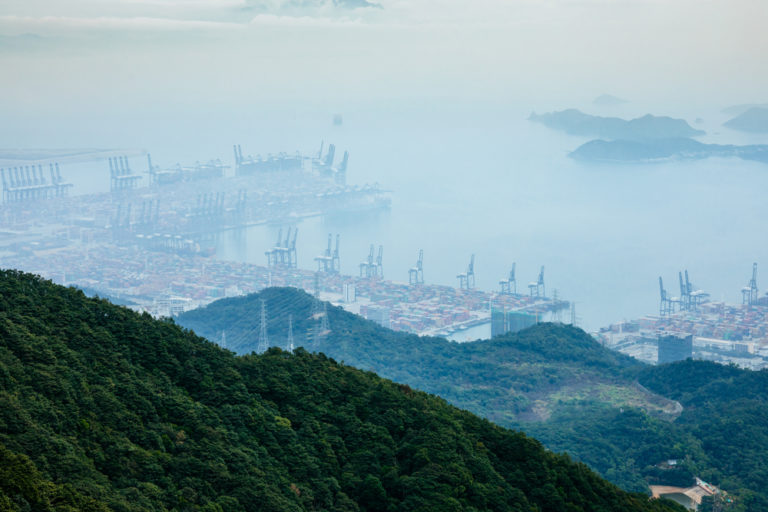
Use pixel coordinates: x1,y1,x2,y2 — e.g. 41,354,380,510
1,0,766,114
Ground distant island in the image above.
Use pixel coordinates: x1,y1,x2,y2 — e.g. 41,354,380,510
570,137,768,164
529,109,704,139
721,102,768,116
723,106,768,133
593,94,628,106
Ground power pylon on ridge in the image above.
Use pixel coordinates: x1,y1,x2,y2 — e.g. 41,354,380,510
321,302,330,334
287,314,294,352
257,299,269,353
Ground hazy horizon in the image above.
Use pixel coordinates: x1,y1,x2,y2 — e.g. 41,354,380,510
2,0,767,117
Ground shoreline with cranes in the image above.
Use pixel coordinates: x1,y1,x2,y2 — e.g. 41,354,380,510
594,264,768,370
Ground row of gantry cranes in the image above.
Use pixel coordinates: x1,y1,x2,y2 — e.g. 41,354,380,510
658,263,762,316
1,141,349,204
264,231,550,297
0,163,73,202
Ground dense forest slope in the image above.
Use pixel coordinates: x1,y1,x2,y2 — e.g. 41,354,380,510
179,288,768,510
637,360,768,507
178,289,677,492
177,288,664,425
0,270,683,512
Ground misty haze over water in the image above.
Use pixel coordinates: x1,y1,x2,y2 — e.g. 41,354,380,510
5,101,766,331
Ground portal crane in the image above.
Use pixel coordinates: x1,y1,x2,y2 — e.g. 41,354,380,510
409,249,424,285
742,262,759,306
659,276,678,316
314,234,334,272
528,266,545,298
331,234,340,273
457,254,475,290
500,263,516,294
360,244,375,277
265,228,284,267
375,245,383,279
685,270,709,310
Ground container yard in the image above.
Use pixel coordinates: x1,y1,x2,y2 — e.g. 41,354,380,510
594,267,768,369
0,237,569,338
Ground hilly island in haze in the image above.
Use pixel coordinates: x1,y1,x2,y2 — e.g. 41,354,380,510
0,271,687,512
723,107,768,134
529,109,768,165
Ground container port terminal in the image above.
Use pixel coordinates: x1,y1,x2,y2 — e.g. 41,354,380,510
594,264,768,370
0,143,567,340
2,143,765,359
0,237,569,338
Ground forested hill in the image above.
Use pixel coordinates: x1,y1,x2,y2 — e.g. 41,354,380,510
178,288,768,510
637,359,768,507
178,288,674,492
0,270,684,512
178,287,652,426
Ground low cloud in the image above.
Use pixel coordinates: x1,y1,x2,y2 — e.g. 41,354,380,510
0,15,242,35
248,13,365,27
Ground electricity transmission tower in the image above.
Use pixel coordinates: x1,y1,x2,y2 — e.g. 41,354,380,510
287,314,294,352
257,299,269,353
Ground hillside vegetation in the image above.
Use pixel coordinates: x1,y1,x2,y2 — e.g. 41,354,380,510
179,287,768,510
178,288,669,425
0,270,683,512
